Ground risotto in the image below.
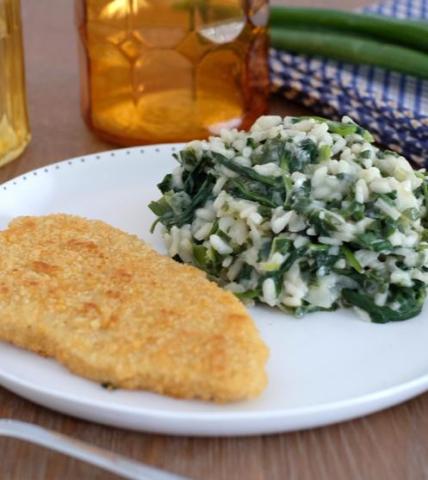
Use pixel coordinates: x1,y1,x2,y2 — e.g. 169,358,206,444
150,116,428,322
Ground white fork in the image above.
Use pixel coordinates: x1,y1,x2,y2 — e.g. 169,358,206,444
0,420,189,480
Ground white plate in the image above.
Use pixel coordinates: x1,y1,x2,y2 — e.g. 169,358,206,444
0,144,427,437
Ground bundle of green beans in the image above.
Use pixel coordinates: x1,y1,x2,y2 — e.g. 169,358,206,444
269,7,428,78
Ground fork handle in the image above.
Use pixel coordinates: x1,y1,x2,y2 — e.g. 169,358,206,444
0,420,188,480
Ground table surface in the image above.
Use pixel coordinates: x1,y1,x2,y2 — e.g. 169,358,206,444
1,1,427,479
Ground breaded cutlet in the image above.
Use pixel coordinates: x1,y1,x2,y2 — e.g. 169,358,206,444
0,215,268,402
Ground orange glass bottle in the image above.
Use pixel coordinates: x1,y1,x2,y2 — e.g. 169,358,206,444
75,0,270,145
0,0,30,167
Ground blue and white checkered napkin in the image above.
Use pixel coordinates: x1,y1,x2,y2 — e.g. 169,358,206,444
270,0,428,166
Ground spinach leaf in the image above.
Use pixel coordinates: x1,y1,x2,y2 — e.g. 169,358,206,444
270,247,307,292
158,174,174,194
238,263,253,282
177,149,199,168
343,284,426,323
149,176,215,229
285,138,318,173
356,231,393,252
230,179,277,208
310,249,339,276
291,116,374,143
258,239,273,262
289,180,311,213
309,210,340,236
342,246,363,273
340,200,365,221
213,153,278,186
271,237,292,255
235,289,261,302
252,137,285,165
183,155,211,196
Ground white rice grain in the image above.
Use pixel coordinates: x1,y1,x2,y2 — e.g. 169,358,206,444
209,234,233,255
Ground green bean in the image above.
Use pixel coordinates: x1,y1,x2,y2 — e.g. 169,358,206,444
270,7,428,53
270,27,428,79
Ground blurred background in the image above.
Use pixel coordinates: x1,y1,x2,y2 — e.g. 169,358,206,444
2,0,426,177
15,0,374,169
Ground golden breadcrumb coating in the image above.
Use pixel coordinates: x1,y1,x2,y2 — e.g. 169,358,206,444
0,215,268,402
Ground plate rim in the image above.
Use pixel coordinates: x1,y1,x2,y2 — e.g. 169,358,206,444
1,143,184,191
1,351,428,421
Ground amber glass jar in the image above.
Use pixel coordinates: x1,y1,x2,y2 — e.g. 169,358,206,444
75,0,270,145
0,0,30,167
